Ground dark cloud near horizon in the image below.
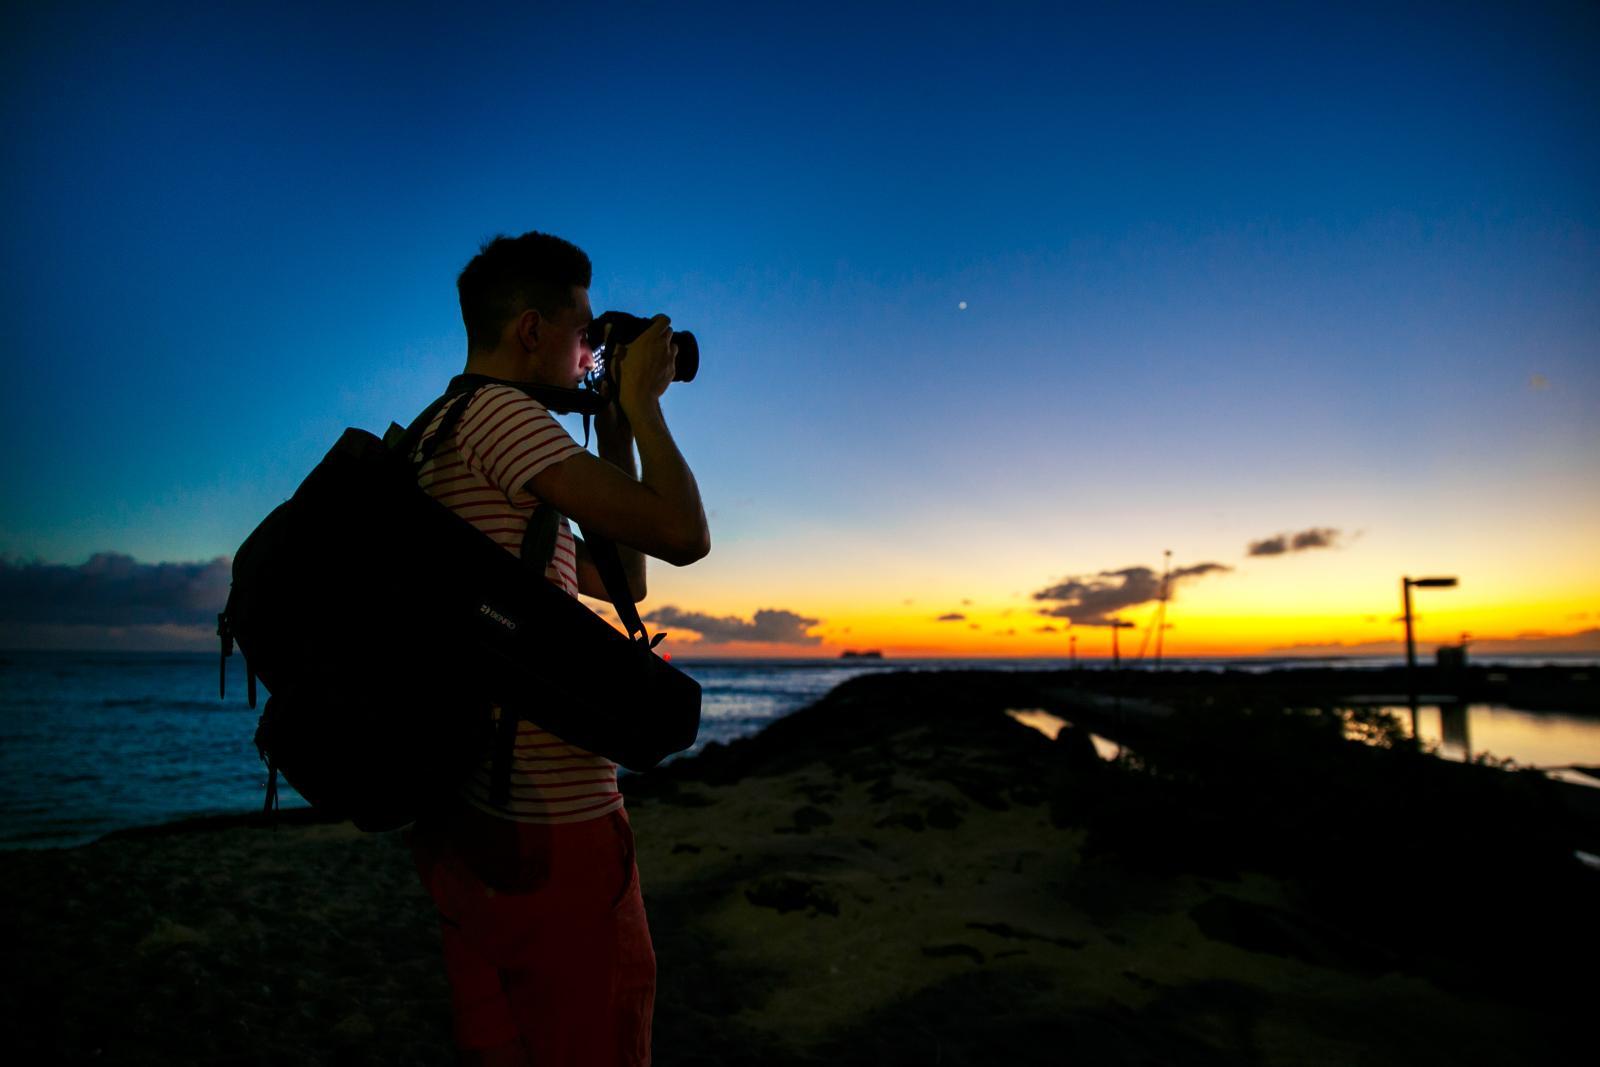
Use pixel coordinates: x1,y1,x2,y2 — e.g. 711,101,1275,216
1247,527,1343,557
1032,562,1230,627
0,553,229,626
643,605,822,645
936,612,966,622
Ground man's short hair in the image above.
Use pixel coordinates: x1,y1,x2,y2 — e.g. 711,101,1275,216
457,231,592,352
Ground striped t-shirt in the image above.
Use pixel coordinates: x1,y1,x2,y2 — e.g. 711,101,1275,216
412,384,624,826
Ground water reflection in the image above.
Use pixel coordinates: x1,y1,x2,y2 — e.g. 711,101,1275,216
1004,703,1600,792
1004,709,1123,760
1361,702,1600,787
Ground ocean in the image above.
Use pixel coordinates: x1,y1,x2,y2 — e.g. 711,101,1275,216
2,649,1596,849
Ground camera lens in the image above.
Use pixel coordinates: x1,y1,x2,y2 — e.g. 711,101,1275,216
672,331,698,383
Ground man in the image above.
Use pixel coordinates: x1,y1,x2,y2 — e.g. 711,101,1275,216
405,230,709,1066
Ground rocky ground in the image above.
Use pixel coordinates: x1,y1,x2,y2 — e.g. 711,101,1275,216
1,669,1590,1064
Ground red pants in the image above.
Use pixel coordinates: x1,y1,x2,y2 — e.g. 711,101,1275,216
408,804,656,1063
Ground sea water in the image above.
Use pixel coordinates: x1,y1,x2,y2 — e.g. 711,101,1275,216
2,649,1595,849
0,650,908,848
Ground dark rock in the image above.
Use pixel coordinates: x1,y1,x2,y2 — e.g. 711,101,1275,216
789,805,834,833
1189,895,1389,975
1122,969,1158,989
744,876,840,917
921,943,985,964
926,799,965,830
965,921,1086,949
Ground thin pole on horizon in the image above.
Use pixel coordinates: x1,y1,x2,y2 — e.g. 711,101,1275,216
1402,575,1459,741
1154,549,1171,671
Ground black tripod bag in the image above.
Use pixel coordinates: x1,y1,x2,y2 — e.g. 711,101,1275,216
219,380,701,831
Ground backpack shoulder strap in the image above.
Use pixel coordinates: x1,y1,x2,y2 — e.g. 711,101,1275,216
522,504,563,571
387,383,484,469
423,390,478,465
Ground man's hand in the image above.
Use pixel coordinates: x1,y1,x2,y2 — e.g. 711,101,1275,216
527,311,708,567
614,314,678,421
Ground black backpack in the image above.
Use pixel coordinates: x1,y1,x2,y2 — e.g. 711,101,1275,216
218,376,701,832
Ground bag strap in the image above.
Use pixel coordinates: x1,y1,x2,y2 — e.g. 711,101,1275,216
488,707,519,808
387,390,471,468
521,504,562,570
581,530,655,646
518,509,652,645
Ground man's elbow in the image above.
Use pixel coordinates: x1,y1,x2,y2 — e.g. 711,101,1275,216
663,525,711,566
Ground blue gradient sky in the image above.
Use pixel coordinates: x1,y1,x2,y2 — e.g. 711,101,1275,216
2,1,1596,655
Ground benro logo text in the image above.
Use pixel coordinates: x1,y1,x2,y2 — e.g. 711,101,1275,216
479,603,517,631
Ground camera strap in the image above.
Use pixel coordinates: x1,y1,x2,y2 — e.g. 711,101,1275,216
448,372,607,446
447,374,606,416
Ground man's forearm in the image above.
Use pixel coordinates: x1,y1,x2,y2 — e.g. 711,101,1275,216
628,399,710,561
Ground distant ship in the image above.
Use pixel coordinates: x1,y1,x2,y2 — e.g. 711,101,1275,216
840,650,884,659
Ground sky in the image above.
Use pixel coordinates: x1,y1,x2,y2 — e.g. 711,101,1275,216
1,1,1597,658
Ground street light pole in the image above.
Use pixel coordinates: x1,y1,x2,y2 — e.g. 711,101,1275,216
1403,578,1416,683
1401,575,1459,742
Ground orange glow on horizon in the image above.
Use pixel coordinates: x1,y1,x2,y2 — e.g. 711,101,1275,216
649,576,1600,658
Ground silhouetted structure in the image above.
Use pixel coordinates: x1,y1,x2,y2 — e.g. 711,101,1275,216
1402,575,1458,736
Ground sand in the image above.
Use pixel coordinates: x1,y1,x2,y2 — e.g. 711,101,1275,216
1,669,1589,1065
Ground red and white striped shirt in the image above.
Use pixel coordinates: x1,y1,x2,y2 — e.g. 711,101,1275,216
413,384,624,825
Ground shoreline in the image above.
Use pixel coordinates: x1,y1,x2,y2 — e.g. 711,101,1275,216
3,668,1593,1064
26,662,1592,852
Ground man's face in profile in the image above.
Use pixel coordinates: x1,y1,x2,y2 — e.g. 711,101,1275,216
537,285,594,387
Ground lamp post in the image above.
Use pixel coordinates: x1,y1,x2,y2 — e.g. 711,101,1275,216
1401,575,1458,739
1110,619,1134,668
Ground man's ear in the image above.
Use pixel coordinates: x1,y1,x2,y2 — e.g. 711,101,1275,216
515,308,544,351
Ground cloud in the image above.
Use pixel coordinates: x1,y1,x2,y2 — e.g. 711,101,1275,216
936,612,966,622
0,553,230,626
641,605,822,645
1248,535,1289,557
1035,625,1059,633
1032,561,1230,627
1247,527,1343,557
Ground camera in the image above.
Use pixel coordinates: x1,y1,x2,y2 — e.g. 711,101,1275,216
585,311,700,390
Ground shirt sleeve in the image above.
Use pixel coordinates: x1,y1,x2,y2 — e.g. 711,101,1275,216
457,385,586,506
